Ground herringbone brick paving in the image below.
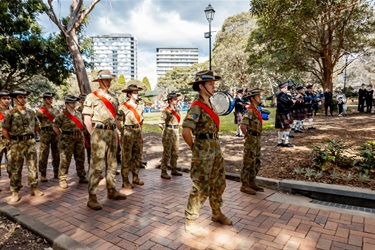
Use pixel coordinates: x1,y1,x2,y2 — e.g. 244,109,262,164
1,166,375,250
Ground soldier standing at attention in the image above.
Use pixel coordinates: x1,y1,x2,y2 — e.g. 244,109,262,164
2,88,44,202
118,83,145,189
82,70,126,210
182,70,232,238
53,95,88,189
0,90,11,187
240,88,264,195
36,92,60,182
158,92,183,179
77,94,91,169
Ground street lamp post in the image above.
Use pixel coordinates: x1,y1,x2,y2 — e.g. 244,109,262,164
204,4,215,71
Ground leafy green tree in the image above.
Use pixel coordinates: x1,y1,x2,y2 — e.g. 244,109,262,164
118,75,126,85
142,77,151,91
0,0,70,90
248,0,375,91
213,12,257,89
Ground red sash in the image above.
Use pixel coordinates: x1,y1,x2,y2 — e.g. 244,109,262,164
39,107,55,123
62,110,89,148
92,91,116,119
167,107,180,123
123,102,141,124
0,112,4,121
191,100,220,130
247,106,263,125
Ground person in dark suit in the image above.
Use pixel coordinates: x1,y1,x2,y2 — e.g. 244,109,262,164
324,88,334,116
365,85,373,113
358,83,366,112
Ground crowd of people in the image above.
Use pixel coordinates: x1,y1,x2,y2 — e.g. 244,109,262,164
1,69,373,238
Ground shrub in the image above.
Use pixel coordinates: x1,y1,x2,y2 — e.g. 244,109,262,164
356,141,375,175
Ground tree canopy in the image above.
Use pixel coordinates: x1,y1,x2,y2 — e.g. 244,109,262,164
247,0,375,90
0,0,71,90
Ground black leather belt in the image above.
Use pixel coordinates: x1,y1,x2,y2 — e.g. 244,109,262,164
95,124,116,130
10,134,34,141
124,124,141,129
196,133,218,139
248,131,260,136
41,127,53,131
62,130,81,136
166,125,179,129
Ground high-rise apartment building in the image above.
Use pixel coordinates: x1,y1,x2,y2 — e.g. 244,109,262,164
91,33,137,79
156,48,199,78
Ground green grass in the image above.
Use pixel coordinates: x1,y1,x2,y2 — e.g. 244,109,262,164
142,108,276,134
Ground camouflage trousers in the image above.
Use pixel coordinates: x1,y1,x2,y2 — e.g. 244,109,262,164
88,129,118,195
0,140,9,178
161,128,179,171
58,134,86,181
121,128,142,178
7,139,38,192
39,130,59,175
185,138,226,220
241,134,261,185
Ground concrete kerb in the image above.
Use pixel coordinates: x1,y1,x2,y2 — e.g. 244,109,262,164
0,201,90,250
179,166,375,203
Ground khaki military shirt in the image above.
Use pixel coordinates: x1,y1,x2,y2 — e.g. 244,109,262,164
159,107,180,126
182,96,219,135
53,109,83,133
36,105,59,128
82,88,119,125
117,101,144,126
2,107,37,136
241,106,262,134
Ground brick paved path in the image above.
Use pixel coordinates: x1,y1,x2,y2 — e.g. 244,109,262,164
0,166,375,250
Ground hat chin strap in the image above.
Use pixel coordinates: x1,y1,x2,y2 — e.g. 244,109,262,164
202,84,213,97
99,80,110,91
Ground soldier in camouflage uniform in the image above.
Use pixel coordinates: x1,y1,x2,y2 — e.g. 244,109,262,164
159,92,183,179
36,92,60,181
77,94,91,169
53,95,88,189
82,70,126,210
118,83,145,188
182,70,232,238
0,90,11,189
240,88,265,195
2,88,44,202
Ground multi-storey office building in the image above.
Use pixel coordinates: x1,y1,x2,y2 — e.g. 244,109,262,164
91,33,137,79
156,48,199,78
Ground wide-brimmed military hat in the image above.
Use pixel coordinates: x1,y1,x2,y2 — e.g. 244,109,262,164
42,91,56,98
122,84,144,93
10,88,31,97
247,87,263,97
78,94,87,100
187,70,221,86
164,92,181,101
92,69,116,82
0,90,10,97
64,95,80,103
237,89,244,93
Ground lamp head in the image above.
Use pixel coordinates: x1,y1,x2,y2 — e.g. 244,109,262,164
204,4,215,22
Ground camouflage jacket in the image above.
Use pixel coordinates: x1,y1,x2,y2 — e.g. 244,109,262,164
2,107,37,136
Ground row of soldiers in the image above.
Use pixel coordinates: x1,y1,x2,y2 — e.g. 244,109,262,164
0,69,265,238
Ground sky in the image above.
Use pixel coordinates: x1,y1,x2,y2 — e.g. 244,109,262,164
39,0,250,87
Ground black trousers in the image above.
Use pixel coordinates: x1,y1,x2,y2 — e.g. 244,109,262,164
324,104,333,115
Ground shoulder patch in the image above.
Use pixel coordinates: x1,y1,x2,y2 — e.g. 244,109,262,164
187,113,197,119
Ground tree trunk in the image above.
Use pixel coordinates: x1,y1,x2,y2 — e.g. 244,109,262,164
66,31,91,94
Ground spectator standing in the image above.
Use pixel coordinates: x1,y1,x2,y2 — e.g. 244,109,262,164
358,83,366,112
366,85,373,113
234,89,245,137
324,88,334,116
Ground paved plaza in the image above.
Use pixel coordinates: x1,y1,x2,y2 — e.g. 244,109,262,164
0,165,375,250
